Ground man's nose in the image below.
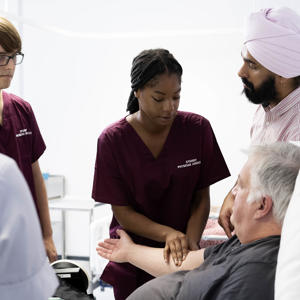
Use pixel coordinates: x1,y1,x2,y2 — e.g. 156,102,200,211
238,63,248,78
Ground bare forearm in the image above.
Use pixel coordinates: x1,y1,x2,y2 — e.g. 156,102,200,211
186,205,209,245
32,161,57,261
32,162,52,238
127,244,204,277
186,188,210,245
112,205,176,242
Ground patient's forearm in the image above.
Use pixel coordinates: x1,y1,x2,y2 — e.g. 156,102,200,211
127,244,205,277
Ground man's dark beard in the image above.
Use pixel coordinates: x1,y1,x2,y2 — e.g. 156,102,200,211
242,76,278,107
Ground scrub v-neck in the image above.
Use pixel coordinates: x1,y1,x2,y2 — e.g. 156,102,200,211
125,115,178,161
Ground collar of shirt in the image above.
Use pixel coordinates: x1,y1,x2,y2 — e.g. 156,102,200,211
263,86,300,121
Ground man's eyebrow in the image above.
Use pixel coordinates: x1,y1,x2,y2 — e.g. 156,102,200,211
240,53,257,65
244,57,257,65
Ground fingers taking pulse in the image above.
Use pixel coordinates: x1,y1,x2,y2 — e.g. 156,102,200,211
164,232,189,266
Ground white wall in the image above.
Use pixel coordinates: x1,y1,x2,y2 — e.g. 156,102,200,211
1,0,300,206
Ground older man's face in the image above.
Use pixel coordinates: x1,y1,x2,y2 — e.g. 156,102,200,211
230,158,258,243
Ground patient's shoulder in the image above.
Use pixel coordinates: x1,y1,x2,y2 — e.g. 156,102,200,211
204,235,240,260
234,235,280,267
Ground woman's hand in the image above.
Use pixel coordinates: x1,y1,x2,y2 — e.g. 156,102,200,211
96,229,133,263
43,236,58,263
188,239,200,251
164,230,189,266
218,191,235,238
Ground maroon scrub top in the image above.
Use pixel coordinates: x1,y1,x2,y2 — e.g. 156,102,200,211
0,92,46,205
92,111,230,298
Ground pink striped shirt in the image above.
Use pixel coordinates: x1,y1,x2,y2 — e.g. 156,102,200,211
250,86,300,144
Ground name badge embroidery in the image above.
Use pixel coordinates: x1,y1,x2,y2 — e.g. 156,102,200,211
177,158,201,169
16,128,32,138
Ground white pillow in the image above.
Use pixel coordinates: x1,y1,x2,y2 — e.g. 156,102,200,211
275,172,300,299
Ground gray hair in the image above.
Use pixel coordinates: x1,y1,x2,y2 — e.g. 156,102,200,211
247,142,300,224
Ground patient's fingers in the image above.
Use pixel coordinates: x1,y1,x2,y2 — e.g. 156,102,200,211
96,247,112,260
97,239,118,248
98,241,115,250
103,238,118,245
96,247,112,255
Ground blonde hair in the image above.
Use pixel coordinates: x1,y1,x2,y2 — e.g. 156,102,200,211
0,17,22,52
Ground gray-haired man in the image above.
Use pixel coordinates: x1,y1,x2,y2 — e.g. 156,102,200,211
97,142,300,300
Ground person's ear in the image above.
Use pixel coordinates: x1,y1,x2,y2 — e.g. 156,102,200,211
134,90,140,99
254,195,273,219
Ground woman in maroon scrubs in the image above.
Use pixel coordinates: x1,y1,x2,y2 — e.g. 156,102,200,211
92,48,230,300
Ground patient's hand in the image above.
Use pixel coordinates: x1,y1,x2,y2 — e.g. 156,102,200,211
96,229,133,263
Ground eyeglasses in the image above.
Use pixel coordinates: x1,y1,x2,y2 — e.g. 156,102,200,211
0,52,24,66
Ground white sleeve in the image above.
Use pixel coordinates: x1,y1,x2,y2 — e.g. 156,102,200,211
0,154,58,300
275,172,300,300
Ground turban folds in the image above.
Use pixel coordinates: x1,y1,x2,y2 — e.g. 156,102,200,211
244,7,300,78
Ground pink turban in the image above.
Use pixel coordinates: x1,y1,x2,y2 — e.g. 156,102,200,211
244,7,300,78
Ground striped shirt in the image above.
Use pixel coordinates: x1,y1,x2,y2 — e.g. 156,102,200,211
250,86,300,144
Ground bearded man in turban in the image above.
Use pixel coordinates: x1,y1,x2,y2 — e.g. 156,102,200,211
219,7,300,237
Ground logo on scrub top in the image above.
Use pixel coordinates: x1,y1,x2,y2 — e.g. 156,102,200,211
16,128,32,138
177,158,201,169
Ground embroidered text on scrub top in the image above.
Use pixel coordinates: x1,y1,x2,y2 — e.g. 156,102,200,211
16,128,32,138
177,158,201,169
